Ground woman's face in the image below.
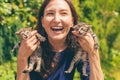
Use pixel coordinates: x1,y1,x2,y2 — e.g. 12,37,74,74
42,0,74,41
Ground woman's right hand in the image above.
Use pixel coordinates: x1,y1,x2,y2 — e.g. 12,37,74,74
16,30,40,80
17,30,40,60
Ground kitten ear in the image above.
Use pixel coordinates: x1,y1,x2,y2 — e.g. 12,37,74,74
15,28,23,35
87,24,92,30
27,27,32,30
25,27,33,31
89,24,92,28
15,31,20,35
15,28,21,35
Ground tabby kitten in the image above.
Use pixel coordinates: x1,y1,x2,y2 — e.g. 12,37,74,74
65,22,99,76
12,27,46,73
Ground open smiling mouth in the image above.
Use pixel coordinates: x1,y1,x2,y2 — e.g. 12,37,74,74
51,27,64,31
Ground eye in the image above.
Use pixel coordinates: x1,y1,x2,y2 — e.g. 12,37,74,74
60,11,68,16
61,12,67,15
46,12,54,16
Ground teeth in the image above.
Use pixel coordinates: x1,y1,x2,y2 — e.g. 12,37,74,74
51,26,63,31
52,27,63,29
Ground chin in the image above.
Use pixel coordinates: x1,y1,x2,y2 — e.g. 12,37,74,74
50,36,66,41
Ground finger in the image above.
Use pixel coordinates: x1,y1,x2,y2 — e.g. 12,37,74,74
84,33,94,41
72,30,82,37
29,30,37,38
84,33,91,38
77,38,86,45
77,33,92,44
31,37,39,46
31,41,40,51
21,36,38,50
28,36,37,43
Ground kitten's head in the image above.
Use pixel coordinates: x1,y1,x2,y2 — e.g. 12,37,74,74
15,27,32,39
72,22,91,35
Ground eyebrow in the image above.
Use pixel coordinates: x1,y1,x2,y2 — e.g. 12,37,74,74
45,9,69,13
45,10,55,13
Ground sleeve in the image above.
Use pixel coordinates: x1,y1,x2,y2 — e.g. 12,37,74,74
76,60,90,80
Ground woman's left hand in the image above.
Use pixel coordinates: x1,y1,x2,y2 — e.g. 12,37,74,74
72,31,95,55
72,30,104,80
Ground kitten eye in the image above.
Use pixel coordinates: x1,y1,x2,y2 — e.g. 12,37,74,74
80,27,84,30
84,28,88,32
26,31,30,34
21,32,24,35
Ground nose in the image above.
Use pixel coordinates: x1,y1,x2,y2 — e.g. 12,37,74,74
52,13,61,23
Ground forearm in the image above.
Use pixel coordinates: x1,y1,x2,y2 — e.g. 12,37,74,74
16,56,30,80
88,49,104,80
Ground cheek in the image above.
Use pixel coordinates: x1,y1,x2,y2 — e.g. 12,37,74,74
62,17,73,26
42,17,53,28
64,21,73,30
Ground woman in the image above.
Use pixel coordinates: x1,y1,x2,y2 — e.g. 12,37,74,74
16,0,104,80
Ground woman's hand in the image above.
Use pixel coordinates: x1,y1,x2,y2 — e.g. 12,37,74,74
18,30,40,60
16,30,40,80
72,30,95,55
72,30,104,80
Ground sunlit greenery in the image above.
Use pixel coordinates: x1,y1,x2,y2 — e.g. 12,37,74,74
0,0,120,80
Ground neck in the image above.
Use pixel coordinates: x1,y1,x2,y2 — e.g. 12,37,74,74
48,38,67,53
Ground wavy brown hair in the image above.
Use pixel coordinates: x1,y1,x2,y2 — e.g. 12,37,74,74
35,0,78,78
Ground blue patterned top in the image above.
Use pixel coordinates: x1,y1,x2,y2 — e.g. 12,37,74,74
30,48,90,80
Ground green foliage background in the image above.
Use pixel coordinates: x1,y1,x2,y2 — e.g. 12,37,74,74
0,0,120,80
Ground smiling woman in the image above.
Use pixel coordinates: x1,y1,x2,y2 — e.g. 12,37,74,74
41,0,73,42
16,0,104,80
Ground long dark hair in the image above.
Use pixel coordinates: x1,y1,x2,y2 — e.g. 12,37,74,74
35,0,78,78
